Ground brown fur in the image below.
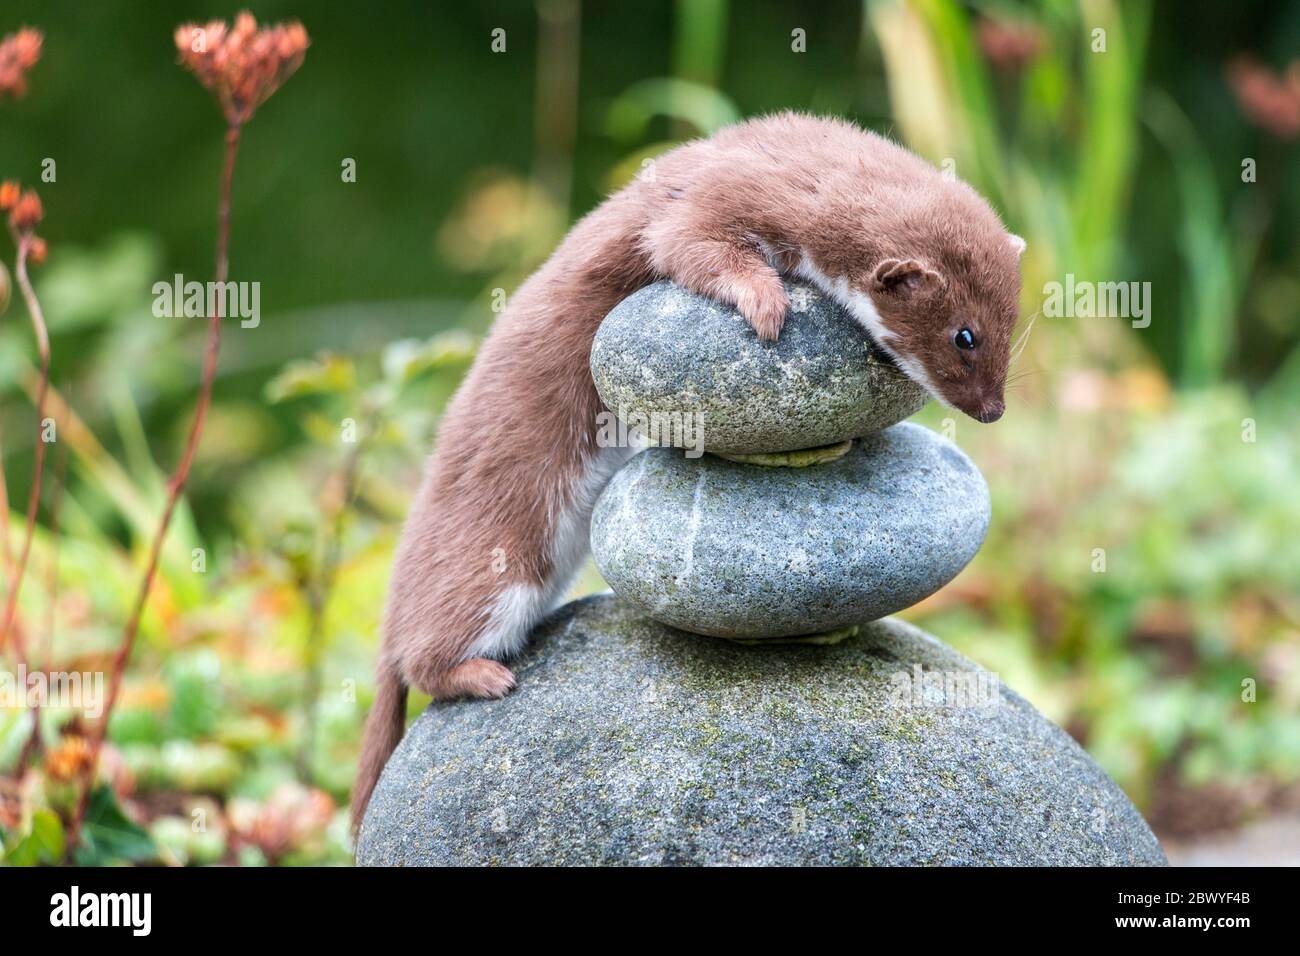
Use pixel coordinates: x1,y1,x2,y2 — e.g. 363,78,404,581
351,113,1023,835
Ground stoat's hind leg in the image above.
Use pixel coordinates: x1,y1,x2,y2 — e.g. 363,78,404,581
412,580,562,701
398,583,543,701
466,445,636,671
428,658,517,699
398,440,635,702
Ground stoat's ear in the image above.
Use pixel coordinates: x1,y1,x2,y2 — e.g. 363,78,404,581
872,258,944,297
1008,234,1027,258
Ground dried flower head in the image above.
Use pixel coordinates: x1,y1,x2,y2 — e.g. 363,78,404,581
0,27,41,100
1227,56,1300,141
45,734,94,782
4,184,47,262
7,187,42,232
227,782,335,860
174,11,309,126
977,17,1043,73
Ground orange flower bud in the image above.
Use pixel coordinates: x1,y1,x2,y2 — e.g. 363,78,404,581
45,735,93,782
0,181,18,210
27,236,47,264
0,28,42,99
8,189,42,231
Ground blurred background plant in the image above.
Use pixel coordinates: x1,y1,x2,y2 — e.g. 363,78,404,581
1,0,1297,865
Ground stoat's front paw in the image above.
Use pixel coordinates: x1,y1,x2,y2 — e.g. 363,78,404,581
731,272,788,342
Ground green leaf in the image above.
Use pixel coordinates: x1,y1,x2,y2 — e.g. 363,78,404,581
0,710,32,774
73,786,157,866
264,353,357,403
3,809,67,866
604,78,741,142
381,331,478,385
165,650,224,740
35,233,164,333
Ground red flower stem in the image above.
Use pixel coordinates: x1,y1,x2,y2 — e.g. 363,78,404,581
39,443,66,669
0,430,14,579
16,445,67,770
0,229,51,666
67,123,242,856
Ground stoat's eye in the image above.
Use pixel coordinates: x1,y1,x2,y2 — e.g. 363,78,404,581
953,328,977,350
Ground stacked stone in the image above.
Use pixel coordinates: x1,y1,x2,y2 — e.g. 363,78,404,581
588,279,990,642
355,279,1167,867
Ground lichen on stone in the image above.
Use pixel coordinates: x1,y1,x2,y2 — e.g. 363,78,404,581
711,439,854,468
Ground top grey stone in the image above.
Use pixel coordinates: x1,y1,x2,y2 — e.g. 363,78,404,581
591,279,929,455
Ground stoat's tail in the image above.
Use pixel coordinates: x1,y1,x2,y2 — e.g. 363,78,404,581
351,656,408,839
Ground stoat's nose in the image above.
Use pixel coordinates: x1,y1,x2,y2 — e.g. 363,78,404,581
975,400,1005,424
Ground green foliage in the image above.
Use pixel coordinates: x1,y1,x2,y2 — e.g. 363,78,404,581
73,786,156,866
123,742,242,794
150,814,225,867
913,390,1300,809
264,355,357,404
3,808,65,866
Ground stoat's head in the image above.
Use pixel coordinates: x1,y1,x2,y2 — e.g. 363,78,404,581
725,116,1027,420
803,230,1024,424
856,233,1023,423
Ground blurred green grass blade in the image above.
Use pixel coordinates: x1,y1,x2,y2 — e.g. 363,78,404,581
1143,90,1238,387
109,380,166,498
673,0,728,86
866,0,962,163
1072,0,1151,277
910,0,1008,204
605,78,741,141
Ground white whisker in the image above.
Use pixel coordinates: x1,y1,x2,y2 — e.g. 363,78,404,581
1011,308,1041,364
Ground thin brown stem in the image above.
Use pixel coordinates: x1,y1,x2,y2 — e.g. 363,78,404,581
40,442,66,669
0,427,14,582
67,123,243,856
17,443,67,770
0,230,50,665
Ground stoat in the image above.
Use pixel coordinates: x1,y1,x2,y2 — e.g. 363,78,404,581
352,112,1024,832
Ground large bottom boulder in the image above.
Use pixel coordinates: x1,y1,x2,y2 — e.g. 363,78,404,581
356,594,1165,866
